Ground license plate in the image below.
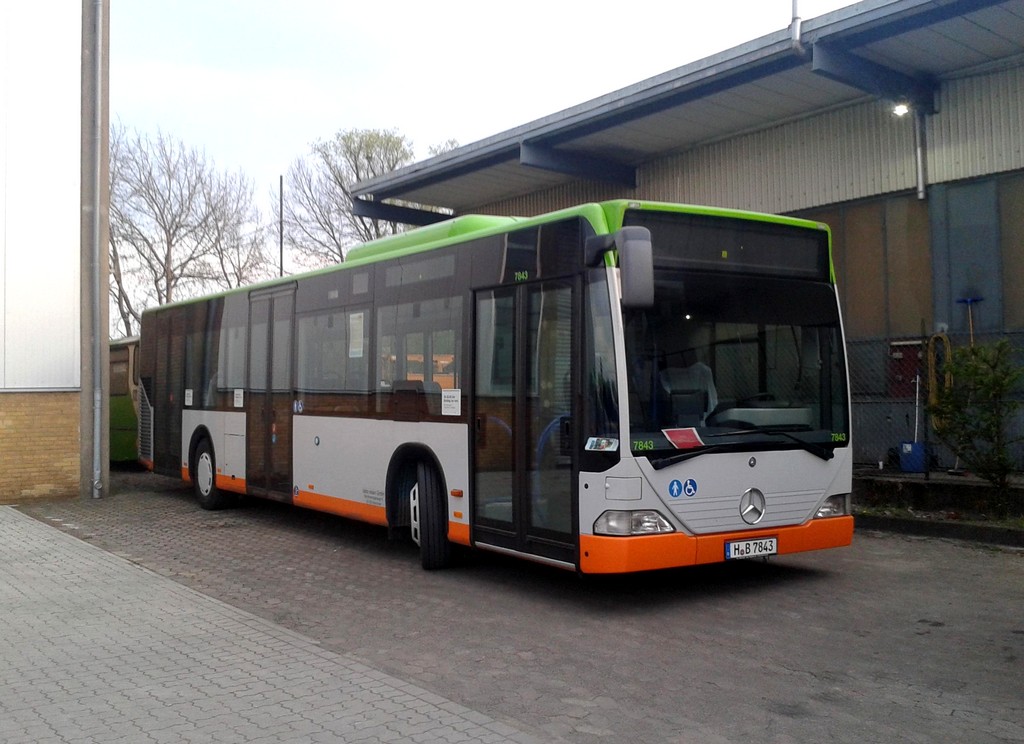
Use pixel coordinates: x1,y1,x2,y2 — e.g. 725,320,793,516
725,537,777,560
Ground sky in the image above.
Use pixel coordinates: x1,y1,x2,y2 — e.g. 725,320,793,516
111,0,861,199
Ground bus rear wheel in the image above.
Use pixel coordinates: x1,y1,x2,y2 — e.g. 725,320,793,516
412,461,451,570
193,438,232,511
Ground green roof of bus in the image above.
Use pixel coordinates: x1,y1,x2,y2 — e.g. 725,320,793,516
344,201,828,266
599,199,830,232
344,214,518,262
143,200,832,313
344,203,612,265
599,199,834,282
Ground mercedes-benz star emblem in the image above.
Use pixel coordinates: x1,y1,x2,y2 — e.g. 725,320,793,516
739,488,766,525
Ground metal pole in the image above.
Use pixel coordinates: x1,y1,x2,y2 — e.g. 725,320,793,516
957,297,983,346
279,174,284,277
90,0,106,498
914,109,928,200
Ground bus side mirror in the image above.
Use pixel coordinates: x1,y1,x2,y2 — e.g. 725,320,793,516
585,227,654,307
618,227,654,308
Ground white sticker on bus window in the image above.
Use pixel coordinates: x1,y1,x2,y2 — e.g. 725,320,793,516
441,388,461,416
184,389,193,407
349,312,364,358
234,389,244,408
585,437,619,452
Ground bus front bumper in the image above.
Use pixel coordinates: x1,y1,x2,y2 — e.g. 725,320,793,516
578,515,854,574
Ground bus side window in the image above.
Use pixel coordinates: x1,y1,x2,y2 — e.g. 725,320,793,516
378,334,396,390
377,296,461,415
110,349,129,396
217,295,248,395
296,307,371,413
432,328,457,389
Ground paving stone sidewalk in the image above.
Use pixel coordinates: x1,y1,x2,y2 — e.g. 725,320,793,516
0,507,541,744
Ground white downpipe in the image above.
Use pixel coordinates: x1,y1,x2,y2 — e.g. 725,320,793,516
90,0,105,498
914,109,928,200
790,0,806,56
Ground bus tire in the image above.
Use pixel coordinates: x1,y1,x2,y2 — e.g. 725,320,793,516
416,461,451,570
193,438,231,511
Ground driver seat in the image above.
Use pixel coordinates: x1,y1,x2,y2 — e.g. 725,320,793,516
660,365,717,426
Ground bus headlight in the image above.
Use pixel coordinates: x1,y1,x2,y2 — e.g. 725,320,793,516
594,510,675,536
815,494,850,518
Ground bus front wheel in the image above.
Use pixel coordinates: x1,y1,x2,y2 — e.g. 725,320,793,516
193,439,231,511
412,461,451,570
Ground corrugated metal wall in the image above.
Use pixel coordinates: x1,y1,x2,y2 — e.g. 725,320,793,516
930,63,1024,184
649,101,918,213
484,62,1024,219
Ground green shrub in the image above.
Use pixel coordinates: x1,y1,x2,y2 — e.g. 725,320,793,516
929,339,1023,496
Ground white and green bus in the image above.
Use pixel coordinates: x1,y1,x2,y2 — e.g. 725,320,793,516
139,200,853,573
109,336,140,463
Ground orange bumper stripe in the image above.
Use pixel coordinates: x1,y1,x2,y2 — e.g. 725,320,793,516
579,516,853,574
215,474,247,495
181,465,246,495
295,490,388,526
693,515,853,565
580,532,698,574
448,521,470,546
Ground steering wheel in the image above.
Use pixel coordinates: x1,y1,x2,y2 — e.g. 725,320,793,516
738,392,775,406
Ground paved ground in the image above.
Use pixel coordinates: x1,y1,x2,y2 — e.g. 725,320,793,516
0,506,540,744
11,469,1024,743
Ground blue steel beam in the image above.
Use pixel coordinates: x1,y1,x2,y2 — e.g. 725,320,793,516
811,42,936,113
519,143,637,187
351,198,453,227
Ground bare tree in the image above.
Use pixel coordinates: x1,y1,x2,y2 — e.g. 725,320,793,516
428,139,460,157
109,124,271,336
205,169,272,289
283,128,415,268
280,155,351,267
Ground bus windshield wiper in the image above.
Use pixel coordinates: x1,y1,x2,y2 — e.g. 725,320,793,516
705,427,834,461
650,444,732,470
649,427,834,469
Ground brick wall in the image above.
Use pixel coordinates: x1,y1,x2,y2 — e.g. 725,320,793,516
0,392,80,502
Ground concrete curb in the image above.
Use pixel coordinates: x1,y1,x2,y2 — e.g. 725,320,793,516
854,513,1024,548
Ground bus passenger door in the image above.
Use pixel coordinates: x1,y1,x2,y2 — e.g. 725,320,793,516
472,281,577,565
247,286,295,499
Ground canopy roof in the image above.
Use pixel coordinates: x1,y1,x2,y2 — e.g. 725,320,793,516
352,0,1024,224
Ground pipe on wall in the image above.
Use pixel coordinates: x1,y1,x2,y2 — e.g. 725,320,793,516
89,0,105,498
790,0,806,56
914,109,928,200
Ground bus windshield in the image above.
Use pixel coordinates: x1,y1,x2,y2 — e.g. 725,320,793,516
623,271,848,458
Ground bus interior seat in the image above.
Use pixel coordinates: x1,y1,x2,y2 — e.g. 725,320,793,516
391,379,443,419
659,368,712,426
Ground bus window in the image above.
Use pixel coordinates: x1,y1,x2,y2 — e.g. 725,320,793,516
110,348,129,396
109,339,139,463
377,296,462,412
217,294,248,395
502,228,537,283
432,329,457,389
405,332,424,381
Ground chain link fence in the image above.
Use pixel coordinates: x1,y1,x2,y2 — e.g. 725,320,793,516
847,330,1024,476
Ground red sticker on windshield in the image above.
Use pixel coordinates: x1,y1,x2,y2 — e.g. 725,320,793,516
662,428,705,449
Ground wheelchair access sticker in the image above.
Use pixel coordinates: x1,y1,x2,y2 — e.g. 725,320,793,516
669,479,698,498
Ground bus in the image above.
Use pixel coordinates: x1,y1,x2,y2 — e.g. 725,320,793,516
110,336,140,463
138,200,853,573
